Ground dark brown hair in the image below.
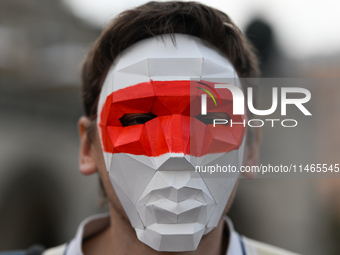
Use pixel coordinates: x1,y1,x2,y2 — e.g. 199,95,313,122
81,1,260,118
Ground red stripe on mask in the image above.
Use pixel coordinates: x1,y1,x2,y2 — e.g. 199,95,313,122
99,80,245,157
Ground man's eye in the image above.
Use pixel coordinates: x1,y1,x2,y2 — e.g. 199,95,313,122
195,112,230,125
120,113,157,127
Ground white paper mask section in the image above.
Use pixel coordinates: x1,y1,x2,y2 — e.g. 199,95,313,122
97,34,245,252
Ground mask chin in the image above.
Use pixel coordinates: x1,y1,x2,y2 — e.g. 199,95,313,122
107,150,243,252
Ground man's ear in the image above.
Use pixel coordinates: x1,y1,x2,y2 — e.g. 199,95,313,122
78,116,98,175
242,127,262,179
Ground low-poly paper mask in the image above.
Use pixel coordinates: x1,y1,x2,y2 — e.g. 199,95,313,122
97,34,246,251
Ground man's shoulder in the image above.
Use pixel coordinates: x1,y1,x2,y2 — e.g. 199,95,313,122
0,245,50,255
42,244,67,255
242,236,301,255
0,244,67,255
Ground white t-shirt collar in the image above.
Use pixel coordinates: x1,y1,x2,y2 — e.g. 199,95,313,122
66,213,246,255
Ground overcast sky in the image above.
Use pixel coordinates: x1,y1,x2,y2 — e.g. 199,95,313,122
62,0,340,60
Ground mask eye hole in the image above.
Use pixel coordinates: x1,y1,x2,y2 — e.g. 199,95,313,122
120,113,157,127
195,112,230,125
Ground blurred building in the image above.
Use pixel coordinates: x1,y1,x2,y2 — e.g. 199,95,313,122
227,18,340,255
0,0,104,250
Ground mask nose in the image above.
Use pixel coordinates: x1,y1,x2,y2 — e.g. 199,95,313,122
157,156,194,171
158,114,191,155
144,113,209,157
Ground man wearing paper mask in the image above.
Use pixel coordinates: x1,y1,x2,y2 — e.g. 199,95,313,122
44,2,298,255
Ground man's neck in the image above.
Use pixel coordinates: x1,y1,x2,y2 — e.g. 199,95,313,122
83,208,228,255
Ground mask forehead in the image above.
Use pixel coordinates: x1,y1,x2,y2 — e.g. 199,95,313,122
98,34,239,114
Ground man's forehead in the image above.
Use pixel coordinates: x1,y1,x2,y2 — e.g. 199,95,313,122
98,34,238,113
